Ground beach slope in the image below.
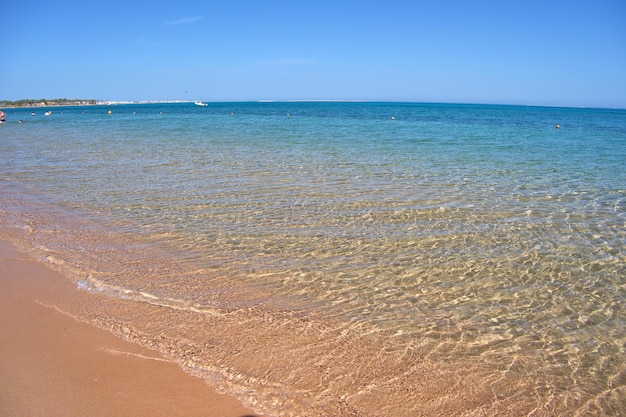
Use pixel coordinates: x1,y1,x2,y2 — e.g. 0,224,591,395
0,240,261,417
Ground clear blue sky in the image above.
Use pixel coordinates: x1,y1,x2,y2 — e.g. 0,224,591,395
2,0,625,107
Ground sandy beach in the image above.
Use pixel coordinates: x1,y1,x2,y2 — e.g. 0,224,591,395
0,239,262,417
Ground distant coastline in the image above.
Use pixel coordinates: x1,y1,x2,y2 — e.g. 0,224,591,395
0,99,197,108
0,98,99,108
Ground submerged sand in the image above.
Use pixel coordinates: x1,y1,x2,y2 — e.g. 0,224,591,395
0,240,262,417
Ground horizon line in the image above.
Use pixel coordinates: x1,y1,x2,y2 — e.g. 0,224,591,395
2,98,624,111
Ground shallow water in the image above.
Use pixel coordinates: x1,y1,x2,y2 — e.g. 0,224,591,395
1,102,625,416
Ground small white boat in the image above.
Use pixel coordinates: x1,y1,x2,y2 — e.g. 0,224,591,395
194,101,208,107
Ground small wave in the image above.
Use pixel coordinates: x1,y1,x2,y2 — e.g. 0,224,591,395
76,275,225,317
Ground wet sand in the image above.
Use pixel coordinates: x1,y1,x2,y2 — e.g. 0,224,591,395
0,240,262,417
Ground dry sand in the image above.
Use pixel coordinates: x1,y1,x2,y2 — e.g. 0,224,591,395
0,239,263,417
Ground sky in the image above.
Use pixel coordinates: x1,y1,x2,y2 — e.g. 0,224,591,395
2,0,625,107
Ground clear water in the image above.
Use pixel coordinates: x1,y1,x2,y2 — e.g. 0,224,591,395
1,102,625,416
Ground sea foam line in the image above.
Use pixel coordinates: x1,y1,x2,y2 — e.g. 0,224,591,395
76,274,225,317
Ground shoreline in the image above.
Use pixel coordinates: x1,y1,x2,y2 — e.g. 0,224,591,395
0,239,263,417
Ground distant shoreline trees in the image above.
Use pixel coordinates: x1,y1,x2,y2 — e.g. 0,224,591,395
0,98,99,108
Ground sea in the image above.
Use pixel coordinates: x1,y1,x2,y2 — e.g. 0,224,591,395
1,102,624,416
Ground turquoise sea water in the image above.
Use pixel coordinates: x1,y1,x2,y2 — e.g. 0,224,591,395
1,102,625,416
